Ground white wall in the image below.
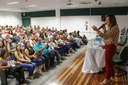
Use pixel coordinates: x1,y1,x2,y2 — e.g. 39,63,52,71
0,10,127,40
61,15,128,39
31,15,128,40
116,15,128,29
0,11,22,26
31,17,57,29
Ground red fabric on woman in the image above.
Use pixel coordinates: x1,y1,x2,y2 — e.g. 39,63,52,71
92,15,119,84
105,44,116,79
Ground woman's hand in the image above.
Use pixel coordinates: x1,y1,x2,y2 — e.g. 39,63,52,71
102,26,106,30
102,26,107,33
32,55,37,59
92,25,98,31
35,56,38,59
14,61,20,65
27,60,31,63
24,59,31,63
5,65,12,69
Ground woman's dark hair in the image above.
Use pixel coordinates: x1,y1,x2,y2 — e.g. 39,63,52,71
106,15,117,27
16,44,22,52
0,48,7,58
25,41,32,50
24,41,28,49
25,38,33,50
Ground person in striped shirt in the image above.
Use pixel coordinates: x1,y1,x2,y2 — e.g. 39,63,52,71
92,15,119,85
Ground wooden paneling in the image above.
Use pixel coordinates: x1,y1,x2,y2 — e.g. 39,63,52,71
44,51,128,85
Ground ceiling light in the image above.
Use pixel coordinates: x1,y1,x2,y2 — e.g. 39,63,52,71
80,1,91,5
38,7,49,10
0,8,8,11
26,5,37,8
15,10,22,12
67,4,79,7
8,2,19,5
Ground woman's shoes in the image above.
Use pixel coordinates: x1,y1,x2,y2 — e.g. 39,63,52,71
110,77,115,82
21,83,27,85
27,75,35,80
100,79,110,85
100,77,115,85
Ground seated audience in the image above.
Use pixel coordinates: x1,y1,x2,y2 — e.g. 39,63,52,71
0,41,26,85
14,44,36,80
24,41,46,73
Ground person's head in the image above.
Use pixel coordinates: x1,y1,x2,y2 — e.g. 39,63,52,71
37,38,42,44
6,35,12,43
0,41,9,59
25,41,31,48
105,15,117,27
77,31,80,34
45,38,49,43
13,33,17,37
16,44,21,51
50,38,54,42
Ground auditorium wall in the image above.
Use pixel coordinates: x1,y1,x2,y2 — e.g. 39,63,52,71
0,11,22,26
31,17,57,28
31,15,128,39
27,7,128,39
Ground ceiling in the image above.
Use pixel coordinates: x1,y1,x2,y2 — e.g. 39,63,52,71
0,0,128,12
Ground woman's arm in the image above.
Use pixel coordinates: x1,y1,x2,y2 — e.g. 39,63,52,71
102,26,107,33
97,27,117,40
23,55,31,62
33,49,38,58
0,58,11,70
92,26,107,38
14,52,28,62
0,66,11,70
24,49,34,59
7,44,15,53
38,46,46,52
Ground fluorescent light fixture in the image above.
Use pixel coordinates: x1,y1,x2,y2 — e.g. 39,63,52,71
8,2,19,5
14,9,22,12
67,4,79,7
38,7,49,10
0,8,8,11
26,5,37,8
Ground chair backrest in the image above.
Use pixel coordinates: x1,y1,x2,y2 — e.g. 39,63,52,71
126,28,128,35
119,34,127,44
119,44,128,63
121,27,126,35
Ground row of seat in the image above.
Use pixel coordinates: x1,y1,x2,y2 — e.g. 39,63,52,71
112,27,128,77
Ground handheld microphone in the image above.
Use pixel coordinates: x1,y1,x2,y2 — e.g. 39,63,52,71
98,23,106,30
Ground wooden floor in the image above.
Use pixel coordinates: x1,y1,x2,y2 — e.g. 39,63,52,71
44,51,128,85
